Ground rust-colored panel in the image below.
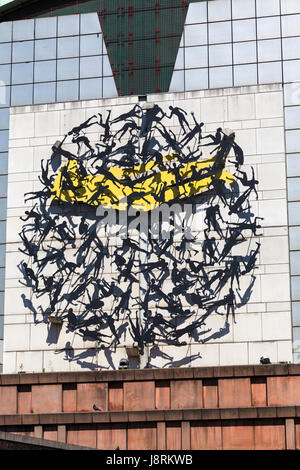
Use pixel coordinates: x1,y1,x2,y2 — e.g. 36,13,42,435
170,380,202,409
124,381,155,411
97,423,127,450
219,378,251,409
31,385,62,414
155,380,170,410
222,420,255,450
203,379,218,409
67,424,97,448
254,419,286,450
268,377,300,406
17,386,32,414
43,425,58,442
157,422,166,450
251,377,267,407
166,422,181,450
62,384,77,412
191,421,222,450
0,386,17,415
295,420,300,450
77,383,108,412
128,423,157,450
109,382,124,411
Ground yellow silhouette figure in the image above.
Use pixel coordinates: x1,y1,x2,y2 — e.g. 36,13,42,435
51,145,234,211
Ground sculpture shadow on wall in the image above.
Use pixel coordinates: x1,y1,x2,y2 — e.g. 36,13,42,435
18,105,263,370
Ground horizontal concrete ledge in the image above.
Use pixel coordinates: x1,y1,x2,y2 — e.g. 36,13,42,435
1,407,299,426
0,430,94,450
0,364,297,385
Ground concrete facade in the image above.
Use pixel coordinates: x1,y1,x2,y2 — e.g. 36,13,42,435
3,83,293,373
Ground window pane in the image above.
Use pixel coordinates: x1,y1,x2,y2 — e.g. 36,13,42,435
281,0,300,15
0,21,12,43
185,68,208,90
186,2,207,24
284,83,300,106
257,17,281,40
0,220,6,242
285,106,300,129
184,24,207,47
80,56,102,78
283,37,300,60
288,178,300,202
12,62,33,85
80,13,102,34
209,66,232,88
256,0,280,16
282,14,300,37
292,276,300,301
232,0,255,19
57,80,79,102
258,39,282,62
292,301,300,326
284,60,300,82
174,47,184,70
233,41,257,64
34,60,56,83
103,55,113,76
0,109,9,129
58,36,79,58
0,85,10,107
12,41,33,63
58,15,79,37
103,76,118,98
234,64,257,86
35,17,57,39
11,84,33,106
13,19,34,41
233,19,256,42
286,130,300,153
35,38,56,61
290,227,300,250
57,58,79,80
80,34,103,56
34,82,56,104
0,130,8,153
208,0,231,21
0,64,11,86
209,21,231,45
209,44,232,67
0,153,8,175
287,154,300,177
0,43,11,64
185,46,208,69
169,70,184,92
80,78,102,100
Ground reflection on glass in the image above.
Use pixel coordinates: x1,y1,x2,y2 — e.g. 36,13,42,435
58,15,80,37
0,108,9,129
57,80,79,102
185,68,208,90
34,82,56,104
57,58,79,80
80,78,102,100
13,19,34,41
210,66,232,88
35,17,57,39
283,37,300,61
233,41,257,64
80,13,102,34
58,36,79,58
185,46,208,69
233,19,256,42
34,60,56,83
13,41,34,63
285,106,300,130
12,62,33,85
80,56,102,78
0,65,11,86
209,21,231,45
80,34,103,56
11,84,33,106
209,44,232,67
234,64,257,86
284,60,300,83
35,38,57,61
